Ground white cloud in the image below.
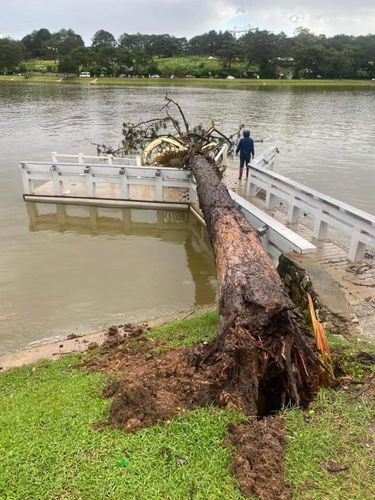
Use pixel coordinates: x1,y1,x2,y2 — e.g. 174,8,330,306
0,0,374,41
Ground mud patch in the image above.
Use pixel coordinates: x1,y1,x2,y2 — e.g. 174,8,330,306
83,332,264,432
228,418,291,500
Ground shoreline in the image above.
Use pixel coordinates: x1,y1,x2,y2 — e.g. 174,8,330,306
1,75,375,89
0,305,215,371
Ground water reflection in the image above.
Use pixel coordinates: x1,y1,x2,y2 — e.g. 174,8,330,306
28,203,216,308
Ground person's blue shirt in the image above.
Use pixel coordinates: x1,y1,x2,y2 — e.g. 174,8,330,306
236,137,254,157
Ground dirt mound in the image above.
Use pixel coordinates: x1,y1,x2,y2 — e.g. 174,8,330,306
110,349,199,431
84,334,260,431
229,418,291,500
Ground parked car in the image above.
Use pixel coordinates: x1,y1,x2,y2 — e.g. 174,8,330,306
79,72,91,78
226,75,235,80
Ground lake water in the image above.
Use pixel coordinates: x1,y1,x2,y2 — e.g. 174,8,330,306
0,83,374,354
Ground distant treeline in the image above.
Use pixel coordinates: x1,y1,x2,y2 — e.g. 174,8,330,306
1,27,375,79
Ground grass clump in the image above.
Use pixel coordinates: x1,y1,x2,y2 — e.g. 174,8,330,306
1,75,375,88
284,388,374,499
149,310,218,348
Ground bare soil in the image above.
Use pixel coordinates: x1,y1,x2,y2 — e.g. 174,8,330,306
82,325,292,498
228,418,291,500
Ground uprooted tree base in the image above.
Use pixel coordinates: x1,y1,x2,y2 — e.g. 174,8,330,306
82,326,293,499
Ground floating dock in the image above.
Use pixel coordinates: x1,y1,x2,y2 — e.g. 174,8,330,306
19,147,375,339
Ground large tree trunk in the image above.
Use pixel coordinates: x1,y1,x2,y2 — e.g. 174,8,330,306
189,155,320,416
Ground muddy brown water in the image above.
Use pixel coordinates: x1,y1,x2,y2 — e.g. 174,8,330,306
0,83,374,354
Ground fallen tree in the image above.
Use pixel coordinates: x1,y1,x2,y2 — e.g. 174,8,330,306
190,153,319,415
96,96,323,417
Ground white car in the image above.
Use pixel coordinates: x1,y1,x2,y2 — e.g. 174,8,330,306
226,75,235,80
79,72,91,78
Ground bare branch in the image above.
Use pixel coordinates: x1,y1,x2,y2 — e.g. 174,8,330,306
164,95,190,134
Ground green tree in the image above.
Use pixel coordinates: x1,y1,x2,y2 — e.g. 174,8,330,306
0,38,25,71
241,29,281,77
91,30,116,50
187,30,236,56
148,34,186,57
50,29,85,59
218,39,238,70
94,45,117,75
21,28,51,58
118,33,151,52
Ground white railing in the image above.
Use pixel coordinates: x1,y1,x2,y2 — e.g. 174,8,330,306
246,162,375,262
19,161,192,204
251,145,278,170
51,152,142,167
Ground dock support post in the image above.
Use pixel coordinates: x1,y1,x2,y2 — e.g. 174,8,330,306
86,176,95,197
287,198,301,224
26,202,39,229
155,173,163,201
21,166,32,195
56,205,67,227
247,181,258,197
52,172,62,195
89,207,98,231
313,211,329,240
121,174,129,199
265,190,278,209
348,228,366,262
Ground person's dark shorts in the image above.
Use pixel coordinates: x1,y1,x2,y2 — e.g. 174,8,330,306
240,154,251,168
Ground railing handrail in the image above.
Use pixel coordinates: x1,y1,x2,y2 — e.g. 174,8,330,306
250,162,375,226
20,161,189,175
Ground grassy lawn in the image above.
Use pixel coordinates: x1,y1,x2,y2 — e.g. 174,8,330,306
155,55,246,76
23,59,58,72
0,312,374,499
1,75,374,89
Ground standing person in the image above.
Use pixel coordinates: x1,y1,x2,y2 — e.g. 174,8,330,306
236,130,255,180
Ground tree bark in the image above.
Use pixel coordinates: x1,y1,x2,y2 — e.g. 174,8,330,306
189,155,320,416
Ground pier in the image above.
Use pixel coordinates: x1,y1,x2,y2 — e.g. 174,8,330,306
19,148,375,339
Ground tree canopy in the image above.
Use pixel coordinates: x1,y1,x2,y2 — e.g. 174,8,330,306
2,26,375,79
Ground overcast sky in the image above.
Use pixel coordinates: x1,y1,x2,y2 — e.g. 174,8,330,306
1,0,374,42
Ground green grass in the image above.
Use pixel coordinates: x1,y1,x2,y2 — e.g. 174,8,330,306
1,75,374,88
0,313,244,499
155,55,246,76
0,355,244,499
284,389,374,499
23,59,58,72
150,310,218,348
0,312,374,499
